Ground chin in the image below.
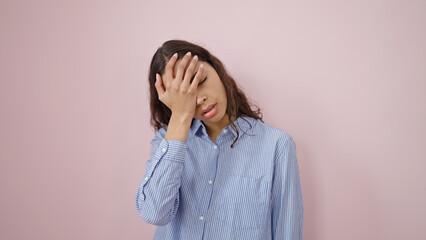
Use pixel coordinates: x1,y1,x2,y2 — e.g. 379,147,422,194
209,112,227,122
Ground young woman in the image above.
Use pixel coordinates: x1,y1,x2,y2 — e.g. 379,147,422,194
135,40,303,239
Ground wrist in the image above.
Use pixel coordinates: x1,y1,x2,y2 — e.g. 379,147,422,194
165,114,193,142
170,113,193,124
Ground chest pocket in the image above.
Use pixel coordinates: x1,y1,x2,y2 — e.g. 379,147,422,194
217,175,269,230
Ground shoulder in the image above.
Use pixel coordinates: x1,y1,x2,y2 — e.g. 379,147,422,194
252,121,298,168
245,119,297,166
251,119,293,145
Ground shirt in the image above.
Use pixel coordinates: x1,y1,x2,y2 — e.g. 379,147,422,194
135,116,303,240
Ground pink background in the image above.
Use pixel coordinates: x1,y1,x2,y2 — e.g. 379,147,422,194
1,0,425,239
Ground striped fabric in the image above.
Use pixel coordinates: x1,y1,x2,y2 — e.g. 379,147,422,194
135,116,303,239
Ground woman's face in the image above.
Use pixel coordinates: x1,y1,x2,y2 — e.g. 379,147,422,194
168,58,229,130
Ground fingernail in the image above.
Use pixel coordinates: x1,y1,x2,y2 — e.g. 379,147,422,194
155,73,159,80
193,55,198,60
200,64,204,68
172,53,177,57
186,52,191,56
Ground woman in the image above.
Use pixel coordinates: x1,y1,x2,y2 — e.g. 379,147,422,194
135,40,303,239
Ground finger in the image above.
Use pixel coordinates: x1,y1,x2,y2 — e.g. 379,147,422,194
164,53,178,81
175,52,192,83
154,73,165,96
189,64,204,91
181,55,199,88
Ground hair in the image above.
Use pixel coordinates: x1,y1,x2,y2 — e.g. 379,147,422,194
148,39,263,148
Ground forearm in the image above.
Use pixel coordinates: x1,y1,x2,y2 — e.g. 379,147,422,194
136,135,188,225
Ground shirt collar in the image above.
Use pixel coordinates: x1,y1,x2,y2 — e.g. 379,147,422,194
189,116,258,138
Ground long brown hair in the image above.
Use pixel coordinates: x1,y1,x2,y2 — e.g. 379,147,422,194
148,39,263,148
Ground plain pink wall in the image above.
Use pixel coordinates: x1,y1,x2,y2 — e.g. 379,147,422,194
1,0,425,239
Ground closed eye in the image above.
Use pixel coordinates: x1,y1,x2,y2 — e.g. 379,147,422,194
198,77,207,86
190,76,207,85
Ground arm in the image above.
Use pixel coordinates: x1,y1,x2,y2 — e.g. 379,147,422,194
135,114,191,226
271,136,304,239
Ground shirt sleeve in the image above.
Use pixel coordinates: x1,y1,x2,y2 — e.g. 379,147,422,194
135,127,187,226
271,136,304,239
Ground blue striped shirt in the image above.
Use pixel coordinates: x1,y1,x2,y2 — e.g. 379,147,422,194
135,116,303,239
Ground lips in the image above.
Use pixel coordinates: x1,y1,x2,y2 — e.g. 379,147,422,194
202,103,216,114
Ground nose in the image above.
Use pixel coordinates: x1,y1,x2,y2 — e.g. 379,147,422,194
197,94,207,106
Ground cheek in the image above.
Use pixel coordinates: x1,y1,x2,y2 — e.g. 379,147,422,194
220,90,228,105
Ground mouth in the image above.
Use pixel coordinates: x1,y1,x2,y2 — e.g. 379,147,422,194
202,103,216,114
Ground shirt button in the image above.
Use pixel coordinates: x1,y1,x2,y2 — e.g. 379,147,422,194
144,176,149,181
208,180,213,184
199,216,204,221
162,148,166,152
223,129,228,133
214,145,218,149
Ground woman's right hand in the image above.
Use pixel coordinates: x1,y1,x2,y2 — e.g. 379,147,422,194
155,52,205,119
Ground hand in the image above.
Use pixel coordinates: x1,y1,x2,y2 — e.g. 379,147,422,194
155,52,205,119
